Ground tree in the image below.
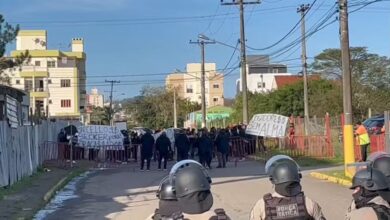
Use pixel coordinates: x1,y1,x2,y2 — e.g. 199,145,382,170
311,47,390,118
124,86,200,129
0,14,29,84
90,107,110,125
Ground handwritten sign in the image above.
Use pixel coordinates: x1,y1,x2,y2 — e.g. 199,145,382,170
77,125,124,149
6,95,18,128
246,114,289,137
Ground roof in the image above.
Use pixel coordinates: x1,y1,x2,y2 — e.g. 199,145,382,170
0,85,27,102
274,75,320,88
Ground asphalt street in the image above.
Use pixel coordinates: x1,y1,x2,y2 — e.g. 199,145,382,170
43,160,352,220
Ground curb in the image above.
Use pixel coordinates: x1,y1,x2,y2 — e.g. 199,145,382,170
247,155,267,162
43,175,69,202
310,172,352,187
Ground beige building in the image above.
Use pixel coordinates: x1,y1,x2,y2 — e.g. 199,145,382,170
87,88,104,108
5,30,86,120
166,63,224,107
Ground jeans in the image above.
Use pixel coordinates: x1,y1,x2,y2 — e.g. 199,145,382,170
360,144,369,161
141,154,151,170
158,153,168,169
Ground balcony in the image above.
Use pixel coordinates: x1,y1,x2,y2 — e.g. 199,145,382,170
27,87,49,98
20,66,48,78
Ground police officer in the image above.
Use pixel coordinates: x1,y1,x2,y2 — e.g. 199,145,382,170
250,155,326,220
169,159,230,220
345,167,390,220
146,176,183,220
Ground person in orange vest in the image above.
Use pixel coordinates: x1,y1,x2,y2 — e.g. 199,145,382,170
355,121,371,162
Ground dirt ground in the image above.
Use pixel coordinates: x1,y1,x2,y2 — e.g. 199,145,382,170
0,160,94,220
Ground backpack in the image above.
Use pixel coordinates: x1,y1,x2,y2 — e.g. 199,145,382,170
263,192,313,220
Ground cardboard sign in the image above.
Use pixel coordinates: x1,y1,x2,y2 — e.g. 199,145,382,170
246,114,289,137
77,125,124,149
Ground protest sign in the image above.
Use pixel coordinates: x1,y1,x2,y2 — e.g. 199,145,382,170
245,114,289,137
77,125,124,149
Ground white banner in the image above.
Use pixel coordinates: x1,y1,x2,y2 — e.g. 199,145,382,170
6,95,18,128
77,125,124,149
245,114,289,137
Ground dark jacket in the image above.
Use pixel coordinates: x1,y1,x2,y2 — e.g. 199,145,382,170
175,133,190,153
215,131,230,154
141,133,155,157
198,134,213,155
156,134,171,154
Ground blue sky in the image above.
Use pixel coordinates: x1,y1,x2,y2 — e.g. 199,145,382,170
2,0,390,100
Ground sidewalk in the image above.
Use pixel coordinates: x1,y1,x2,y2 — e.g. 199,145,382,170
0,160,94,220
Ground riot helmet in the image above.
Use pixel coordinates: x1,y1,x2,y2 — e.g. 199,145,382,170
156,176,176,201
350,167,388,191
169,160,213,214
265,155,300,176
367,152,390,179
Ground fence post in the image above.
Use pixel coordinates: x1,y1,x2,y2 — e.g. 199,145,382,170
385,111,390,153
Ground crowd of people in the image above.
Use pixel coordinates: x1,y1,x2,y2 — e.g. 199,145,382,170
146,152,390,220
132,125,259,171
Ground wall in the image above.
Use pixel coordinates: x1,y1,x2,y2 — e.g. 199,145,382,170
0,121,69,187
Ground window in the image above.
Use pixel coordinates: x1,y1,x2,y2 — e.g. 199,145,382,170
48,79,52,84
49,99,52,104
25,80,33,91
213,97,219,102
213,84,219,89
60,79,71,87
61,57,67,64
61,100,71,108
257,82,266,88
35,61,41,66
16,80,20,85
47,61,56,68
186,85,193,93
272,68,279,73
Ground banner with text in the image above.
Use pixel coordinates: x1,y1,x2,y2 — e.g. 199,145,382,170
77,125,124,149
246,114,289,137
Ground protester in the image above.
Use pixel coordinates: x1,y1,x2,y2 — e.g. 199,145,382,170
155,132,172,170
175,129,190,162
250,155,326,220
215,128,230,168
140,131,155,171
198,128,213,169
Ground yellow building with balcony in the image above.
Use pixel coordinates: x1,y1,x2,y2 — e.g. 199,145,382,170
5,30,86,120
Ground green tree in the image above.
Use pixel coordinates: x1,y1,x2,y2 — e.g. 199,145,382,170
0,15,29,84
124,86,200,129
90,107,110,125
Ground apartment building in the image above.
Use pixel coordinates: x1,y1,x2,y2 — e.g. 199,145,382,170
236,55,293,93
86,88,104,108
6,30,86,119
166,63,224,107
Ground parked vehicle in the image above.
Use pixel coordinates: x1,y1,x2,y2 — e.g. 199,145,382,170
363,115,384,134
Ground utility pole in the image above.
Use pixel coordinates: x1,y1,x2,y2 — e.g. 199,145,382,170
173,88,177,128
297,4,310,135
339,0,355,176
221,0,260,125
105,80,120,126
190,35,215,128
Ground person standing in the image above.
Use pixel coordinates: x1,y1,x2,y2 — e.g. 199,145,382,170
250,155,326,220
355,121,371,161
215,128,230,168
198,128,213,169
155,132,171,170
140,131,154,171
175,129,190,161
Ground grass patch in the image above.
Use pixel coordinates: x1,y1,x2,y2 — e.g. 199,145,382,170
0,167,44,201
320,170,352,181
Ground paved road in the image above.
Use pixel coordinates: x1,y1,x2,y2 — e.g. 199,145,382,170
43,160,352,220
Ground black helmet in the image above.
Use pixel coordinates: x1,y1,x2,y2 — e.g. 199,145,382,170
367,152,390,178
269,160,301,185
265,155,300,176
350,167,389,191
156,176,176,200
169,160,211,197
